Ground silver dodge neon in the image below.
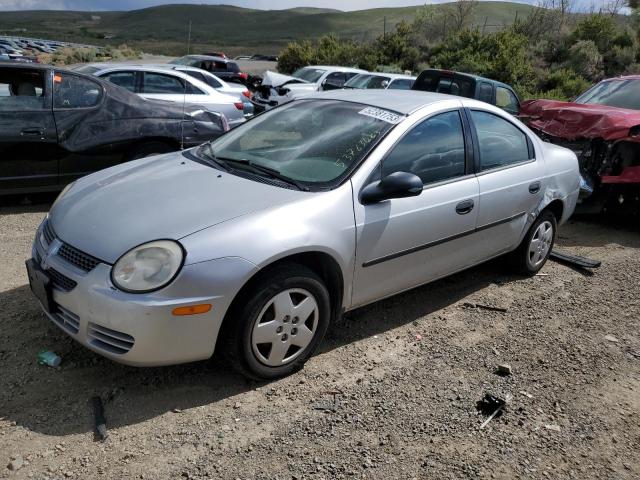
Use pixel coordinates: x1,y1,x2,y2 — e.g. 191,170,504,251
27,90,580,379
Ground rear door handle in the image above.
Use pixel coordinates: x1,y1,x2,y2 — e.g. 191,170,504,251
529,181,541,194
21,128,44,137
455,199,474,215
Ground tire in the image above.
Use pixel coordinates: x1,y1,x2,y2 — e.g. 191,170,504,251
510,210,557,276
127,141,174,161
221,263,331,380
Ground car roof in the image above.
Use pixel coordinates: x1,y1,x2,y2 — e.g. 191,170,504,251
179,54,232,63
302,89,461,115
299,65,368,73
418,68,515,90
351,72,416,80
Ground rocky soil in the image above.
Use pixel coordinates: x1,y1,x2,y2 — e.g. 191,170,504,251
1,199,638,480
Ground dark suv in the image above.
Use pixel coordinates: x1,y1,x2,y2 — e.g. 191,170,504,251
412,69,520,115
170,55,248,85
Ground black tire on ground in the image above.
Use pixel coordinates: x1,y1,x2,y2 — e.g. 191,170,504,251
221,263,331,380
510,209,557,276
126,141,174,161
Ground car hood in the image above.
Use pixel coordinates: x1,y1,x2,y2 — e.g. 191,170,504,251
261,70,311,88
520,99,640,142
49,152,305,264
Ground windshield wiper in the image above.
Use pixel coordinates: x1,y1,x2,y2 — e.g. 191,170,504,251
198,142,230,172
215,157,310,191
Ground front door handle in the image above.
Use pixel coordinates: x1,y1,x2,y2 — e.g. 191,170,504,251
455,199,474,215
529,181,541,194
21,128,44,137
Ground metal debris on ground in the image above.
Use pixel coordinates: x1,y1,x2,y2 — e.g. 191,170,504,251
92,396,108,442
312,390,342,413
477,393,512,429
462,302,508,313
549,250,602,270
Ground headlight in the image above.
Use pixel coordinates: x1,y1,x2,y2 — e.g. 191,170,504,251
111,240,184,293
52,182,75,209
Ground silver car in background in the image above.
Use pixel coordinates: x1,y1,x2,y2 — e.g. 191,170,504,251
344,72,416,90
27,90,580,379
74,63,246,128
251,65,367,111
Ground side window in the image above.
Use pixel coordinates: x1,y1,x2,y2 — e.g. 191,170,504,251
53,73,101,109
212,61,227,72
388,79,413,90
470,110,531,171
103,71,136,92
496,87,520,114
142,72,184,94
382,110,466,185
0,68,46,111
325,72,347,87
478,82,493,104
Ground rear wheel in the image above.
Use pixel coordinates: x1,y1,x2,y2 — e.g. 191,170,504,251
127,141,174,161
511,210,557,275
222,264,331,379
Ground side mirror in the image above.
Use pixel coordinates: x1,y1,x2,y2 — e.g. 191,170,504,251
360,171,423,205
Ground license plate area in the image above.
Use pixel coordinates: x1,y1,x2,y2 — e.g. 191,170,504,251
26,258,54,314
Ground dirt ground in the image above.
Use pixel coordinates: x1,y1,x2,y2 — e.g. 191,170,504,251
0,198,638,480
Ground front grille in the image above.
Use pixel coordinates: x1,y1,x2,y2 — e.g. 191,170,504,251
42,219,55,245
58,243,101,272
88,323,135,355
51,304,80,334
47,268,77,292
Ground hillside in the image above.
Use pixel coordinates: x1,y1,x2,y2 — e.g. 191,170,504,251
0,2,537,55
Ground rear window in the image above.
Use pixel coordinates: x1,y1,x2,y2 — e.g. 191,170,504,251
413,71,475,98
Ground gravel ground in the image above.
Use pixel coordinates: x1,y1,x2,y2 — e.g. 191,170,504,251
0,200,638,480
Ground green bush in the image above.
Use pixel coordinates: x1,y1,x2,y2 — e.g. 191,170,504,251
535,68,591,101
566,40,603,80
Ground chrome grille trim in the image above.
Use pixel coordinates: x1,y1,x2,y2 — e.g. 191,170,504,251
88,323,135,355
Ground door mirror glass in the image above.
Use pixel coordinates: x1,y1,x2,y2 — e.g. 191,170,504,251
360,171,423,205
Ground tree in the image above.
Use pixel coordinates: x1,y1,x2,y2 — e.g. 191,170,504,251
447,0,479,32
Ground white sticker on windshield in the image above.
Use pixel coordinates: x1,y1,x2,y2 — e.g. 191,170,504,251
358,106,403,124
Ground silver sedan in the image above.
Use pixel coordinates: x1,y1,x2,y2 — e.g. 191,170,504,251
27,90,580,379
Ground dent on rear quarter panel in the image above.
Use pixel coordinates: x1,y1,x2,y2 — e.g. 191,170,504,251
539,139,580,224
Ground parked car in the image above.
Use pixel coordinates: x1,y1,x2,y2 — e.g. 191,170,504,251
344,73,415,90
250,54,278,62
520,75,640,215
412,69,520,115
27,90,579,379
0,63,227,195
74,64,246,128
234,55,252,61
151,64,254,117
170,55,249,85
202,51,227,59
251,65,367,112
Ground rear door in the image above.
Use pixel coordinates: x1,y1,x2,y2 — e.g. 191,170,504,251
0,66,60,193
468,108,543,256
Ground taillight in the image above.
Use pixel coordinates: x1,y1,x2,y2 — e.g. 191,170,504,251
234,102,244,110
238,72,248,80
242,90,251,98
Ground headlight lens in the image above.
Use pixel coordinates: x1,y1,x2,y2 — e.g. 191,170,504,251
111,240,184,293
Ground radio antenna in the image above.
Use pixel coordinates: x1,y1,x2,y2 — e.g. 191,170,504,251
180,20,192,150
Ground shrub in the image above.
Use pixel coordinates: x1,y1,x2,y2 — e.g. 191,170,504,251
565,40,603,80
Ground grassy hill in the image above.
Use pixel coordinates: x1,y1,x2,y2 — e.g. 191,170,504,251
0,2,537,56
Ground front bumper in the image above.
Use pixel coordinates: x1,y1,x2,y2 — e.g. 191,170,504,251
30,222,256,366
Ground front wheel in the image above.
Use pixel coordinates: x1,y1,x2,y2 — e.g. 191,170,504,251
511,210,557,275
222,264,331,379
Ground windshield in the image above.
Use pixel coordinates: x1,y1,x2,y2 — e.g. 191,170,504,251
574,79,640,110
196,99,399,188
345,74,391,89
291,67,326,83
169,56,194,66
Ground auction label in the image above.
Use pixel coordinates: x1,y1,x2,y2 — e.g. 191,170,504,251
358,107,403,124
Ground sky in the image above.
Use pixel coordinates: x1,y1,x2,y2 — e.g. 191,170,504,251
0,0,605,12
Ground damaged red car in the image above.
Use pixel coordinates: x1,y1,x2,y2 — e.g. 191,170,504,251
520,76,640,215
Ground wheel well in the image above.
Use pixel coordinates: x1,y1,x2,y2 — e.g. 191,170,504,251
222,252,345,330
544,199,564,223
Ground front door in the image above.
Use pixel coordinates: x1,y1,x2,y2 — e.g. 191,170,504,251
352,109,481,307
0,66,60,193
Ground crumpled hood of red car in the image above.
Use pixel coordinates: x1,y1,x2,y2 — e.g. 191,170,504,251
520,99,640,142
